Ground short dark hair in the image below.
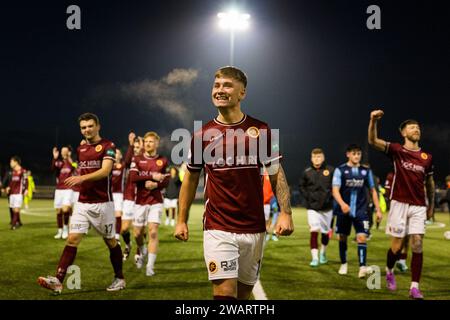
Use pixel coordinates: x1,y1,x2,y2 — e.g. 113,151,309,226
311,148,324,155
78,113,100,125
11,156,21,165
346,144,362,152
215,66,248,88
399,119,419,132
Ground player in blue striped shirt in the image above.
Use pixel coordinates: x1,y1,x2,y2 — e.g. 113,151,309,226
332,144,382,279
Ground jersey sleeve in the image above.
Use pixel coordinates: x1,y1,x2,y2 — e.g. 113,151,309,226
260,124,282,167
186,133,204,172
366,169,375,189
385,142,401,157
103,142,116,162
332,168,342,187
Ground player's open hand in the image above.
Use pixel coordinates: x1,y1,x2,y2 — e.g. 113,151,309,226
145,181,158,190
128,131,136,146
174,222,189,241
64,176,84,188
274,212,294,236
53,147,59,159
152,172,165,182
370,110,384,120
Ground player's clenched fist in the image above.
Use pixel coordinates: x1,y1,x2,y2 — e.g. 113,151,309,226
370,110,384,120
274,212,294,236
174,222,189,241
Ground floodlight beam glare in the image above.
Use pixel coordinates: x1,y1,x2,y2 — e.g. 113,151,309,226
217,11,250,30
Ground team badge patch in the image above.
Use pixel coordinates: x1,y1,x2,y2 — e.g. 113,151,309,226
421,153,428,160
323,170,330,177
156,159,163,167
95,145,103,152
116,164,122,169
208,261,218,274
246,126,260,138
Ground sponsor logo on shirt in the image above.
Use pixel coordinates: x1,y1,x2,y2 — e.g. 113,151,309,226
80,148,87,152
61,168,72,174
400,160,425,173
208,261,218,274
78,160,102,168
209,156,258,168
95,145,103,152
345,178,364,187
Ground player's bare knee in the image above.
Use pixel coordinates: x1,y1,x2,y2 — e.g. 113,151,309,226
356,234,366,243
104,237,117,248
66,234,81,246
410,235,423,253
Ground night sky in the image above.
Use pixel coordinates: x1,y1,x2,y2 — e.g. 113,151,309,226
1,0,448,187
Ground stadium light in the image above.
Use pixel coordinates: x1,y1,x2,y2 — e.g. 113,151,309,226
217,10,251,65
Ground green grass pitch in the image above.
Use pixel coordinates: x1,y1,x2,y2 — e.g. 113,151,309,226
1,198,449,300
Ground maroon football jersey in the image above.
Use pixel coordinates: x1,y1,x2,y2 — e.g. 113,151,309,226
9,168,27,195
386,142,433,206
129,154,169,205
187,114,282,234
77,139,116,203
111,162,125,193
123,171,136,201
123,145,137,201
384,172,394,192
71,167,81,193
52,159,75,190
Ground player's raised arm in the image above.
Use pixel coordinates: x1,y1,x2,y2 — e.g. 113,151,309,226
368,109,388,152
175,170,200,241
64,158,114,187
269,164,294,236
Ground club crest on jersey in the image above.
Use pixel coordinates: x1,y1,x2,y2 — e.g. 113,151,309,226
361,170,367,176
323,170,330,177
246,126,260,138
156,159,163,167
421,153,428,160
95,145,103,152
208,261,218,274
116,164,122,169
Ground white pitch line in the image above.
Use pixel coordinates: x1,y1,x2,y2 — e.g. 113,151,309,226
252,280,268,300
20,208,54,216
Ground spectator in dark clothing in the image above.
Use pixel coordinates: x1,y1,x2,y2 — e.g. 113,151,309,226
164,167,182,227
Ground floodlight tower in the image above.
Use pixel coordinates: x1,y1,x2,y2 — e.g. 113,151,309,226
217,10,250,65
